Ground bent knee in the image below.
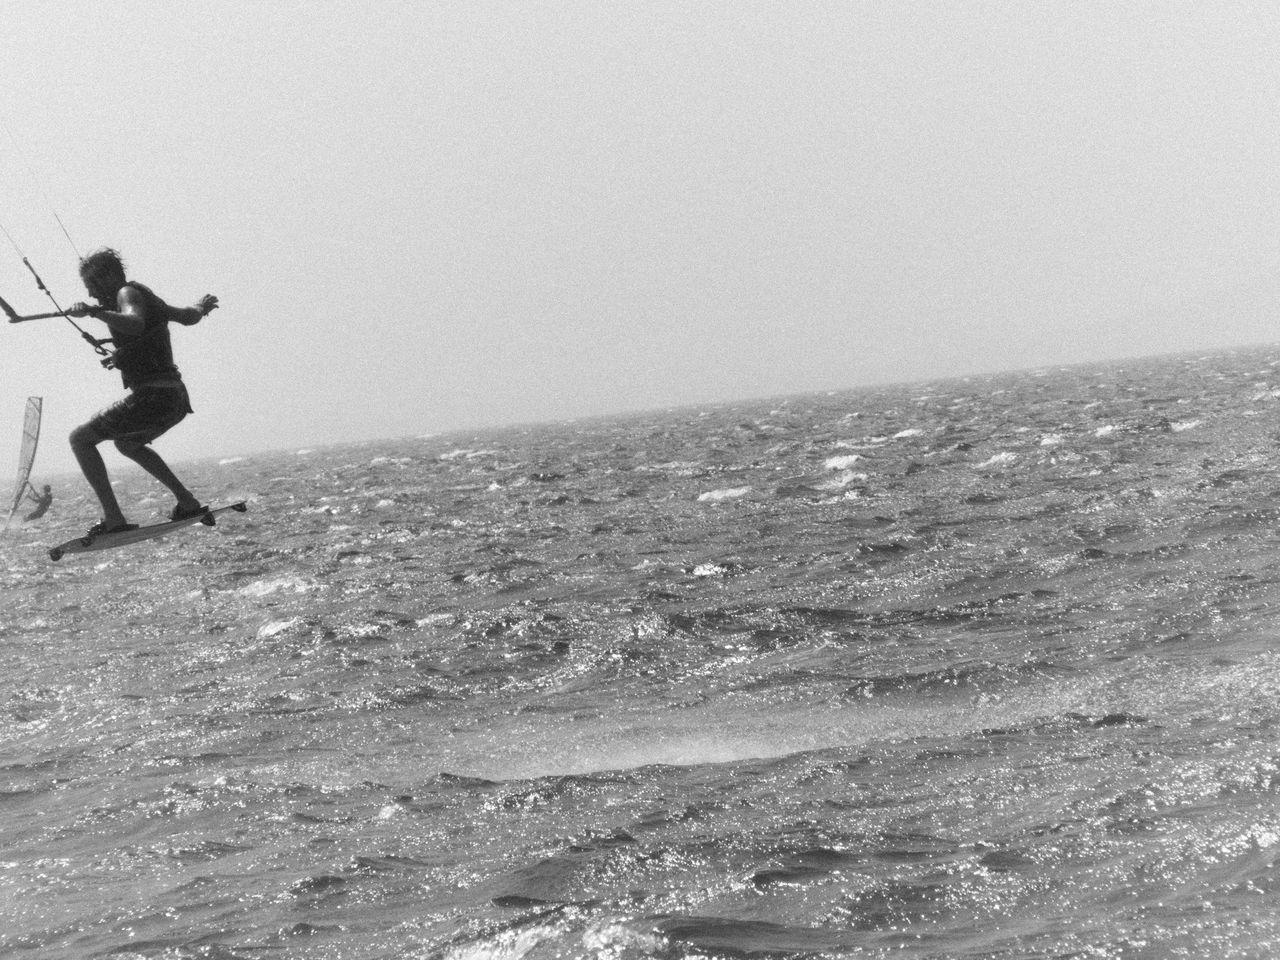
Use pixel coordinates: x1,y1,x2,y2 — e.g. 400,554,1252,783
69,423,102,450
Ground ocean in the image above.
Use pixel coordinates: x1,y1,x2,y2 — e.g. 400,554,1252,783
4,347,1280,959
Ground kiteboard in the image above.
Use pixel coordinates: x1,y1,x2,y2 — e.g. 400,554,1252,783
48,501,248,561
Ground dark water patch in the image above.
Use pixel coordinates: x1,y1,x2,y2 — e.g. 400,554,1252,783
835,874,968,933
165,839,252,864
491,848,612,907
247,695,331,718
489,893,561,907
1086,541,1194,563
630,801,732,832
0,785,46,804
963,491,1007,505
1091,712,1148,729
378,681,456,708
856,541,913,558
868,832,967,864
350,852,435,874
775,605,874,630
844,659,1064,699
870,592,1046,628
266,921,344,942
836,514,899,530
657,915,860,955
434,771,502,789
1201,468,1254,489
493,771,639,811
289,873,349,900
979,712,1150,739
978,847,1039,872
750,846,865,888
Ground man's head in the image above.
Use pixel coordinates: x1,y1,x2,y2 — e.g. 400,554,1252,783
42,485,51,494
79,248,126,303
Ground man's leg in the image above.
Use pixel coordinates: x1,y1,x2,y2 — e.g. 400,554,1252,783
70,423,128,526
114,440,202,512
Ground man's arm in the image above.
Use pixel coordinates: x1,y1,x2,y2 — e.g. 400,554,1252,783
169,294,219,326
69,289,217,330
67,285,147,336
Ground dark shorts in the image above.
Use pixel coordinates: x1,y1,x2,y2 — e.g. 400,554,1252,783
87,382,193,445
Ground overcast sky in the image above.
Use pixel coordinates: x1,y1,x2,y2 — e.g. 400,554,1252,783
1,1,1278,477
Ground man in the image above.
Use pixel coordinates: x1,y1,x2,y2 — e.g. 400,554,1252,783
23,482,53,521
67,247,218,536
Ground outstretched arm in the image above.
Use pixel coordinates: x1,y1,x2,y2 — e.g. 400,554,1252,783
68,289,218,331
170,294,219,326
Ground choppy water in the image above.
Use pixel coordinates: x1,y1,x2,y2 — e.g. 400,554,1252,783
5,348,1280,959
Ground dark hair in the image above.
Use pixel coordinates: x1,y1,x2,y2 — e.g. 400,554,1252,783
79,247,126,280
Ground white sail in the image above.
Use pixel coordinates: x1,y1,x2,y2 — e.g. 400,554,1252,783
5,397,42,527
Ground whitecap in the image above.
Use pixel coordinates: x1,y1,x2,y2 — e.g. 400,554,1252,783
1039,434,1064,447
693,562,729,577
1095,425,1117,437
893,428,923,439
1170,420,1201,432
582,921,667,954
816,470,867,491
415,613,453,627
219,457,246,465
823,454,861,471
697,486,751,502
976,452,1018,469
257,617,302,638
238,576,319,597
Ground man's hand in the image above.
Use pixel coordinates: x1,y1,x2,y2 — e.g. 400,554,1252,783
68,301,99,318
197,294,219,316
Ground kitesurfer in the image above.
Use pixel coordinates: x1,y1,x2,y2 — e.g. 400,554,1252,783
23,482,53,521
66,248,219,536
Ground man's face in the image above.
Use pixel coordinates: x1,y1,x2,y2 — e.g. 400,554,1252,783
83,263,123,301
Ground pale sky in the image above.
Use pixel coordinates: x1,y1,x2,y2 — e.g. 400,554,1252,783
1,1,1278,477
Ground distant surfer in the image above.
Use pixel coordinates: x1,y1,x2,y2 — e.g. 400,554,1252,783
23,483,53,521
66,248,219,536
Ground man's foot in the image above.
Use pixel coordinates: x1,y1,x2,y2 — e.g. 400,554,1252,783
86,518,139,537
170,502,211,523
